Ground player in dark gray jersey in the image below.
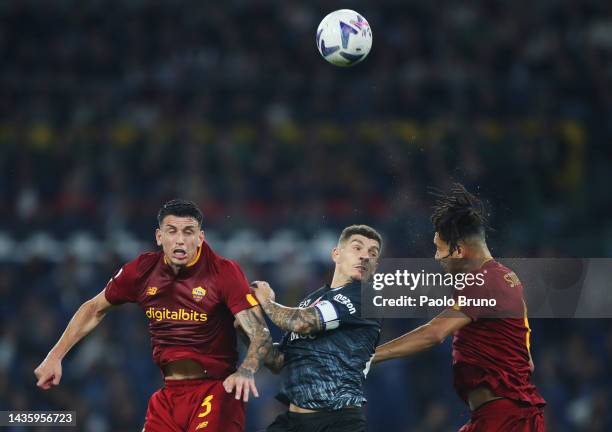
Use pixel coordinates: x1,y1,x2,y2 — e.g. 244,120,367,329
250,225,382,432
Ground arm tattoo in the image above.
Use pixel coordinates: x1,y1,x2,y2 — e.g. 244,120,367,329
235,324,250,346
264,343,285,374
259,301,323,335
235,308,272,374
237,366,254,379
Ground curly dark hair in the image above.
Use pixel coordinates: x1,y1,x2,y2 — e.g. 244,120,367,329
430,183,489,254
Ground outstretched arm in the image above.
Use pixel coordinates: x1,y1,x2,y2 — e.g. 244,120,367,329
34,289,114,389
251,281,323,335
223,306,272,402
374,308,471,364
260,302,322,335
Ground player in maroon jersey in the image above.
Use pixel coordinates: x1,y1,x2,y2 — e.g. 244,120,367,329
34,199,272,432
374,184,546,431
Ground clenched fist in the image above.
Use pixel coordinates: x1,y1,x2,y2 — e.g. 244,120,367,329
34,355,62,390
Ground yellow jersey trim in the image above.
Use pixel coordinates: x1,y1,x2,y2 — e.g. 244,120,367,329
246,293,259,306
186,246,202,267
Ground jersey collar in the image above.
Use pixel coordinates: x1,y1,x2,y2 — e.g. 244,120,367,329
186,246,202,267
327,280,361,291
479,257,495,270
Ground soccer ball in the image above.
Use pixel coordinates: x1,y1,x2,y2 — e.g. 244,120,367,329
316,9,372,67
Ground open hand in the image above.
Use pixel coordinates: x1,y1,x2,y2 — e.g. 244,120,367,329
222,367,259,402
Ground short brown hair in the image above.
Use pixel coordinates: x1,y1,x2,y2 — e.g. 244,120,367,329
338,225,383,250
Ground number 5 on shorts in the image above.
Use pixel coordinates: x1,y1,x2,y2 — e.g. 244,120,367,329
195,395,213,430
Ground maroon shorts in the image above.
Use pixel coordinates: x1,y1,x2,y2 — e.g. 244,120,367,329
144,378,245,432
459,398,545,432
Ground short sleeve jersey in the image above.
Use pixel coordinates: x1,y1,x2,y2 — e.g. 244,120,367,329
104,242,258,378
451,260,546,407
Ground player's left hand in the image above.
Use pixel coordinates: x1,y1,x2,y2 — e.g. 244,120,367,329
250,280,275,304
223,367,259,402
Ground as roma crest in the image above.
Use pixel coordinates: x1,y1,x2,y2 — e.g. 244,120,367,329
192,286,207,302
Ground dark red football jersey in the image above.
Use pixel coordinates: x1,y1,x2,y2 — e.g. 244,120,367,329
104,241,258,379
451,260,546,407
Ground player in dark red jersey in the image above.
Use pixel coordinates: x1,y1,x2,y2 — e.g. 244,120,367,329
34,199,272,432
374,184,546,431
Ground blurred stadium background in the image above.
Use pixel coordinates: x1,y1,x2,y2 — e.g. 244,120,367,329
1,0,611,430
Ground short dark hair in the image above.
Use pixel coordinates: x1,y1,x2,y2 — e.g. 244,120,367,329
157,199,203,227
431,183,489,254
338,224,383,250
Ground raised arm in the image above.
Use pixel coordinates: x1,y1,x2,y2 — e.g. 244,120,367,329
34,289,114,389
374,308,471,364
223,306,272,402
251,281,323,335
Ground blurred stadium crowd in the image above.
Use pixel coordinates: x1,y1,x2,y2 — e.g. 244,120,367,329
1,0,611,431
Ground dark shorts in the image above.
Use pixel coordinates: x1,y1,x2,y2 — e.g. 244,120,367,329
458,398,545,432
267,407,366,432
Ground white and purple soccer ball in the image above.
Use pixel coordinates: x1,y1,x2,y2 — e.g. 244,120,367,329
316,9,372,67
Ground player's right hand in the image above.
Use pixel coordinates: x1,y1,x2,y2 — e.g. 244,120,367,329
250,281,276,304
34,355,62,390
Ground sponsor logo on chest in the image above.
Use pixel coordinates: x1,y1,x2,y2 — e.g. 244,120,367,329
333,293,356,314
142,283,210,323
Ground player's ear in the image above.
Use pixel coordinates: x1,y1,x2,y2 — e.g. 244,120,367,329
155,228,162,247
198,230,205,246
331,246,340,263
